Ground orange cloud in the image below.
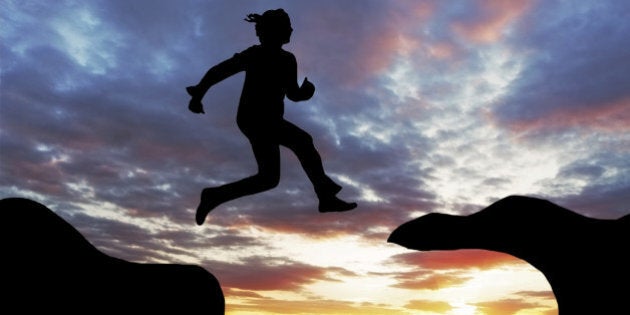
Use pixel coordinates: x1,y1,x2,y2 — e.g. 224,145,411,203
392,249,526,269
208,257,334,291
475,298,547,315
223,288,265,299
405,299,453,313
427,42,457,59
515,290,556,300
393,271,470,290
452,0,533,43
227,298,407,315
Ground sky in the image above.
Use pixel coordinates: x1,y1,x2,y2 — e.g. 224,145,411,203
1,0,629,314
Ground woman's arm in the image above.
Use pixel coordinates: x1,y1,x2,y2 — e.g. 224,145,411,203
189,52,247,100
286,55,315,102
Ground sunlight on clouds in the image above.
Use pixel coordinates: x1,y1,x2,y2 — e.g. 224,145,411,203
154,183,172,192
66,179,95,199
253,290,307,302
308,273,399,304
428,137,562,209
401,43,544,209
148,51,176,79
477,47,523,102
265,233,407,271
346,118,399,148
306,108,342,146
50,153,71,165
336,174,385,203
35,143,53,152
2,186,50,204
385,58,421,102
449,303,477,315
439,266,554,309
51,5,120,75
125,167,149,179
68,194,193,246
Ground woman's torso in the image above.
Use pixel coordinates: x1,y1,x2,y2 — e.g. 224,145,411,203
237,45,293,127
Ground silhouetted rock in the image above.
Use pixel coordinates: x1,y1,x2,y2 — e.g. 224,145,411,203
388,195,629,315
1,197,225,314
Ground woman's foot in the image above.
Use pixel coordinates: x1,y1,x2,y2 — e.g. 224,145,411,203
316,181,342,197
318,196,357,213
330,182,342,195
196,188,220,225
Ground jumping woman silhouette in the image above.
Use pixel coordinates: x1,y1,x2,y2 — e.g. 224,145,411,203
187,9,357,225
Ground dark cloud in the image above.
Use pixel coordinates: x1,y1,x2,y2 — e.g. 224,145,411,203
553,181,630,219
542,152,630,218
557,163,606,181
492,1,630,133
58,209,185,262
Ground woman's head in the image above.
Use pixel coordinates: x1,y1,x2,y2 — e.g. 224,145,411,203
245,9,292,46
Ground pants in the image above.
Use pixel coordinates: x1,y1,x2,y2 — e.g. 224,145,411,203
210,119,340,205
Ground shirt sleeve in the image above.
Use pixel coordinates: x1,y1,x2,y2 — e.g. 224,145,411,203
195,46,254,92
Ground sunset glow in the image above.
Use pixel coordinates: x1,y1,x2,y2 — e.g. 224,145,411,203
2,1,629,314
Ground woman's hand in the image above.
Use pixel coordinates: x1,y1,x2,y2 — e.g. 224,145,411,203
188,99,205,114
186,86,205,114
299,77,315,100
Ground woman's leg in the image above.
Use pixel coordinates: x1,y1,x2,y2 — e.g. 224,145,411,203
278,120,340,197
279,120,356,212
195,136,281,225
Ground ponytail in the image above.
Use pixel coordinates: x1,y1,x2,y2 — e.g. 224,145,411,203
244,13,261,23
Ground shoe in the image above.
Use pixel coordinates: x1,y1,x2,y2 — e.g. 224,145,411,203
316,182,342,198
318,196,357,213
196,188,219,225
330,182,342,195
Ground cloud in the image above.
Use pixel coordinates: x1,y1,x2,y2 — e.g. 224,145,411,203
552,179,630,219
391,249,525,270
404,299,452,313
514,290,556,300
500,98,630,134
202,256,351,292
474,298,545,315
491,1,630,135
538,153,630,218
228,298,405,315
288,2,418,87
387,250,530,292
452,0,532,43
392,270,471,290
